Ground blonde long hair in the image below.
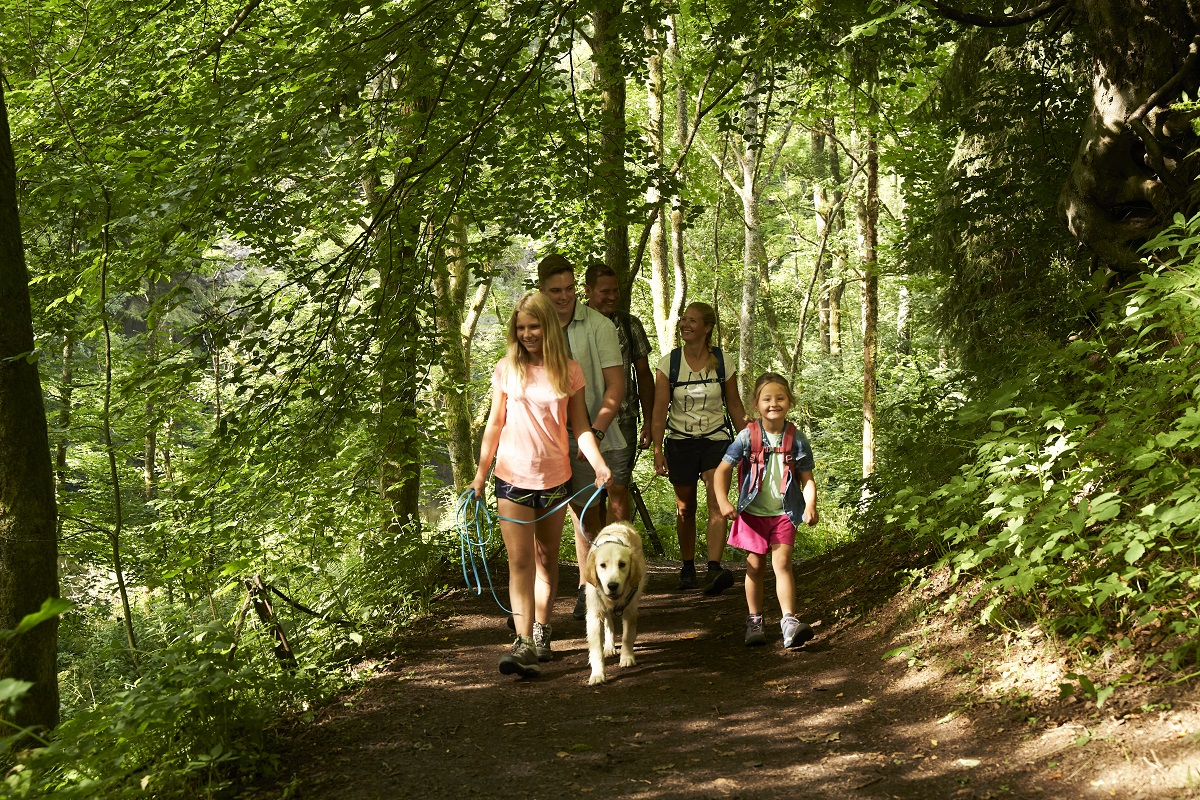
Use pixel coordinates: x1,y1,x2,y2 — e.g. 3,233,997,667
503,291,571,397
685,301,719,372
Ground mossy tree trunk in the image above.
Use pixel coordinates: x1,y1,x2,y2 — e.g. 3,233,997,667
0,83,60,732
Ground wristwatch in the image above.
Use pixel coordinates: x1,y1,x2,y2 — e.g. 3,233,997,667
591,427,605,441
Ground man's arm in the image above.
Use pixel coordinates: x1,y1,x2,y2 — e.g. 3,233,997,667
634,355,655,448
591,314,625,436
592,364,625,435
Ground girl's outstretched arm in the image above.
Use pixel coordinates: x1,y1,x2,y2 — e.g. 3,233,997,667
799,470,818,525
713,461,738,520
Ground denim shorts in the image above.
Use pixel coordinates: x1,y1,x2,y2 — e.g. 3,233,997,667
494,477,572,509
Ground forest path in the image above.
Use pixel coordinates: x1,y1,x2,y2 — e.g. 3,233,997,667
255,543,1200,800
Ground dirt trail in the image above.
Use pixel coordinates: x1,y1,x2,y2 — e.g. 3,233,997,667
256,544,1200,800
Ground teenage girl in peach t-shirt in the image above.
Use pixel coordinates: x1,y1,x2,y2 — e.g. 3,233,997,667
470,290,611,678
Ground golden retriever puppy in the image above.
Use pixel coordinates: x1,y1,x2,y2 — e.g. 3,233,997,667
582,521,648,685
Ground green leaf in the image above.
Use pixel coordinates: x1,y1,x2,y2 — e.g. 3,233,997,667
0,679,33,704
14,597,72,635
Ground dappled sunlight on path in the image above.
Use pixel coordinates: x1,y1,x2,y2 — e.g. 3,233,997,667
256,546,1200,800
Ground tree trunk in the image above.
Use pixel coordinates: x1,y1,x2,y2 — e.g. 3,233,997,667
813,128,832,356
365,68,430,542
645,21,668,323
55,334,74,514
737,72,764,399
377,217,423,538
144,280,159,501
100,199,138,659
653,13,688,356
827,120,847,365
829,278,845,359
434,216,480,493
592,0,629,285
895,172,910,354
0,84,60,731
854,124,879,490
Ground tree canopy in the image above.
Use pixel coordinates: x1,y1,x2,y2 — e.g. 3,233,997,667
2,0,1199,794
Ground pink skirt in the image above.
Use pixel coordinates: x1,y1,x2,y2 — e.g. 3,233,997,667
728,513,796,555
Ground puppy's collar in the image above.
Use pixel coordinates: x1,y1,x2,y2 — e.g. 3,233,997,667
592,532,628,549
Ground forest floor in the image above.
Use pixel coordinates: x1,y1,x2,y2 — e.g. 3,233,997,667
251,540,1200,800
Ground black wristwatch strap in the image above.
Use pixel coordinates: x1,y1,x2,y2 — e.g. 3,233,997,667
591,427,605,441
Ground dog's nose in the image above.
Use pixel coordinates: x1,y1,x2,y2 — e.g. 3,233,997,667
607,582,620,593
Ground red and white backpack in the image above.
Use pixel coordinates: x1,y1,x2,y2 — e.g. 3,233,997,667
737,419,797,495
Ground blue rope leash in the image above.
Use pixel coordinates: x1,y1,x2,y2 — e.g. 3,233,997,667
455,483,606,614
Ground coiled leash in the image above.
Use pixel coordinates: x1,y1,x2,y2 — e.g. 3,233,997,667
455,484,606,614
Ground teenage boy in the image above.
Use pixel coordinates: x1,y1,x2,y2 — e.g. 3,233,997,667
536,254,625,620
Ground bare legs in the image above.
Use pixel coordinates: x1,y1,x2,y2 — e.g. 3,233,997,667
743,542,795,616
671,467,728,563
499,499,566,637
568,502,602,589
606,482,632,522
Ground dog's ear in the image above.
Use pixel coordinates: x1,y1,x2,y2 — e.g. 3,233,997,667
628,548,644,591
583,548,598,587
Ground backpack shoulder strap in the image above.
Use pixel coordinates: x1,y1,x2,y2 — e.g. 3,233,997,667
747,420,765,491
712,347,733,435
748,419,763,461
668,347,682,391
738,420,758,487
778,422,797,493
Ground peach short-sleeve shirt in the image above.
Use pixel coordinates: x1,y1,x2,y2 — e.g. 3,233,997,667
492,359,586,490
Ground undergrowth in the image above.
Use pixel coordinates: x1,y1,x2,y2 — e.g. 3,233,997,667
882,212,1200,674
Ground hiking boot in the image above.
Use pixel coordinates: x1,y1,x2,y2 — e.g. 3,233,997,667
572,585,588,620
745,614,766,647
533,622,553,662
702,567,734,596
677,568,697,591
781,614,814,649
498,637,541,678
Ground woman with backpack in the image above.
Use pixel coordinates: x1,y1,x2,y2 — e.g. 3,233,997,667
650,302,747,594
713,372,818,648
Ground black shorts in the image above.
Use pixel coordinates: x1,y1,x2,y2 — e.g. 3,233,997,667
493,477,572,509
664,437,732,486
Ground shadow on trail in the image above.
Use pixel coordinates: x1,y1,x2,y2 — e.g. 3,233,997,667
257,548,1154,800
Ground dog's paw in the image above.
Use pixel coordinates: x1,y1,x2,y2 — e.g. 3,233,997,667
619,653,636,668
604,646,619,657
587,671,607,686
